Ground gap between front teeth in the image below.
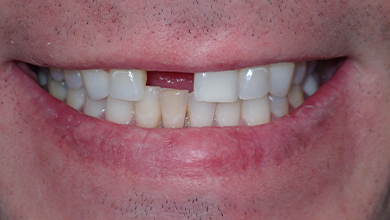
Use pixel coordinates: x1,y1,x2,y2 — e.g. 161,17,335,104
39,61,320,128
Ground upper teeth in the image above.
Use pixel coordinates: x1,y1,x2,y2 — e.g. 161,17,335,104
194,70,239,103
238,66,269,100
108,69,147,101
42,61,320,128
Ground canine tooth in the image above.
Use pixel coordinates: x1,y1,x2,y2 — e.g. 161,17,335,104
194,70,238,103
64,70,83,90
49,67,65,83
83,97,106,118
292,61,307,84
215,99,242,127
66,87,86,111
269,95,289,118
302,74,319,96
105,96,134,124
238,66,269,100
242,96,271,126
81,69,109,100
188,92,216,127
159,89,188,128
269,62,294,97
135,86,162,128
288,85,304,108
109,69,147,101
48,77,67,101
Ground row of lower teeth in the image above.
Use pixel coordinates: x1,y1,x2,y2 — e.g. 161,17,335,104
37,61,319,128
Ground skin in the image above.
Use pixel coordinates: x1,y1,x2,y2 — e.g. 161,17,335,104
0,0,390,219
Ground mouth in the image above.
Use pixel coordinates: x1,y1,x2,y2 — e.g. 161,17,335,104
9,56,345,178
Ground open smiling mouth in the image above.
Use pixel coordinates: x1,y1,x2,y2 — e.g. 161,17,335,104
9,56,346,177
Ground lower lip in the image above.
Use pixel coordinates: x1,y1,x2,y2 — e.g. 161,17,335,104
6,60,349,179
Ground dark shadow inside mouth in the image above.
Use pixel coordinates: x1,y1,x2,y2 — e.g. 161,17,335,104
316,58,346,86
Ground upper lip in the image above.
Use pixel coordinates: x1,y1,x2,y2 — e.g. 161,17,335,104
15,50,345,74
5,20,349,73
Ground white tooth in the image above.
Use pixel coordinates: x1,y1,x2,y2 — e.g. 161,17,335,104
64,70,83,90
292,61,307,84
188,92,216,127
302,74,319,96
194,70,238,103
159,89,188,128
135,86,162,128
307,60,317,74
66,87,86,111
105,96,134,124
81,69,109,100
269,62,295,97
83,96,106,118
215,99,242,127
238,66,269,100
109,69,147,101
241,96,271,126
269,95,289,118
49,67,65,83
48,77,67,101
288,84,305,108
37,69,48,87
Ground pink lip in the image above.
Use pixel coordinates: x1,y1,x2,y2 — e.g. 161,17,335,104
4,58,350,179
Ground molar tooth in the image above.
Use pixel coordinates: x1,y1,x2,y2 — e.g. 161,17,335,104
188,92,216,127
135,86,162,128
81,69,109,100
48,77,67,101
242,96,271,126
269,62,295,97
288,84,305,108
302,74,319,96
292,61,307,84
194,70,238,103
105,96,134,124
159,89,188,128
269,95,289,118
83,96,106,118
238,66,269,100
66,87,86,111
64,70,83,90
37,68,49,87
109,69,147,101
215,99,242,127
49,67,65,83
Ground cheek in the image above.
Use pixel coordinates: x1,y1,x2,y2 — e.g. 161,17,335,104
346,60,390,205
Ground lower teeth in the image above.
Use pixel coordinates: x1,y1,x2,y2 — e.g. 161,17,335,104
35,60,330,128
